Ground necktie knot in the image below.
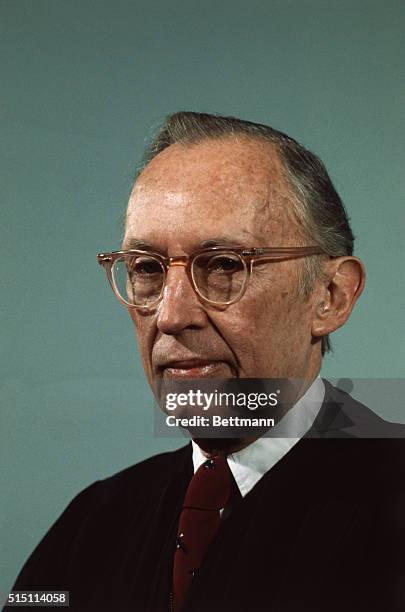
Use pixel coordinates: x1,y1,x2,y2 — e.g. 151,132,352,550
183,456,231,511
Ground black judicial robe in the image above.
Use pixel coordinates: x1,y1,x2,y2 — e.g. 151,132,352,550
6,381,405,611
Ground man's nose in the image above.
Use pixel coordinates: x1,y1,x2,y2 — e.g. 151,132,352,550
156,265,208,335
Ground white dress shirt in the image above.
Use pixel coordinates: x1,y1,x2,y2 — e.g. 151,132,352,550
192,377,325,498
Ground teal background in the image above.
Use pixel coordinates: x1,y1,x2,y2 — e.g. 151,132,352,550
1,0,404,595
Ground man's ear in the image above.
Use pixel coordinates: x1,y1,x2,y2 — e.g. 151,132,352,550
311,256,366,338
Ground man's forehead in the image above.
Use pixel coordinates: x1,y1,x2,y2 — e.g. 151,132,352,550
131,137,287,198
125,137,300,247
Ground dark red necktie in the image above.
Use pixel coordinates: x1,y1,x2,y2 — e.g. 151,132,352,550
172,455,232,611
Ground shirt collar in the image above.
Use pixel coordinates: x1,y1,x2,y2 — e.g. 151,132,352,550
192,376,325,498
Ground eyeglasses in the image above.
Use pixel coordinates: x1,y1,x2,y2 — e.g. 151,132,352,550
97,246,326,308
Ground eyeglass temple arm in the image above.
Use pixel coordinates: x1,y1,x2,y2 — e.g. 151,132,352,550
245,246,326,259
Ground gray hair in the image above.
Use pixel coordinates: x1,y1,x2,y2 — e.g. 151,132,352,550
137,111,355,355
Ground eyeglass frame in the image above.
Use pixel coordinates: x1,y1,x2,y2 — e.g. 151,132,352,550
97,245,327,308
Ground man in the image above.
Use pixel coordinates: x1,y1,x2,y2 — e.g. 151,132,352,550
8,112,405,611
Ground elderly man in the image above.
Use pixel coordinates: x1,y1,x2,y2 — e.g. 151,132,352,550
8,112,405,611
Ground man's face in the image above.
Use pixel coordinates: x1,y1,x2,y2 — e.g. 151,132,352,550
124,137,321,395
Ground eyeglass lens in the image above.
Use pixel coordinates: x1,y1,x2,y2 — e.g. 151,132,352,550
192,252,246,303
111,252,247,306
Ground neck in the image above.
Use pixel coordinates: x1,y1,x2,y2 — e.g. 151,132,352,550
193,436,261,457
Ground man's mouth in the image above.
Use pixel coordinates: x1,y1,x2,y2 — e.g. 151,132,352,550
159,359,234,379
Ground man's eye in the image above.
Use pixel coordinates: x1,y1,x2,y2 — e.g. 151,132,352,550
130,258,162,276
206,255,243,273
